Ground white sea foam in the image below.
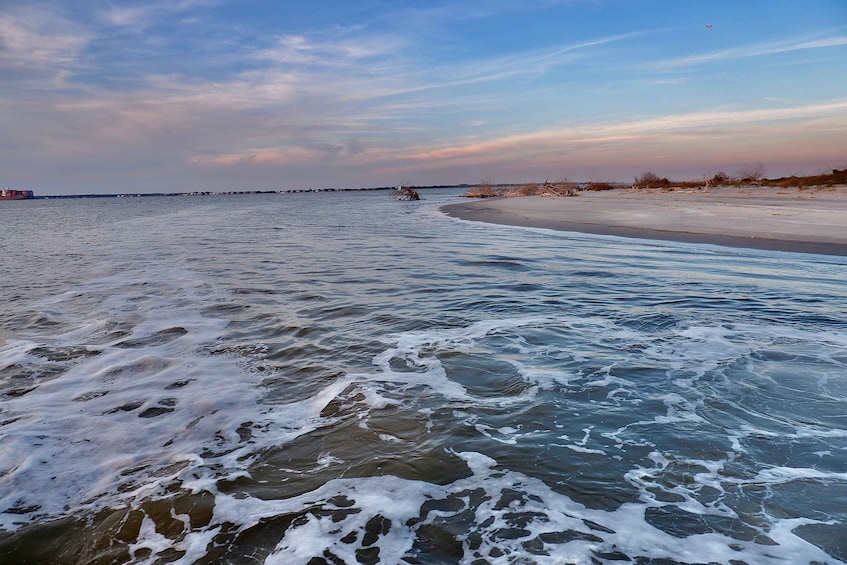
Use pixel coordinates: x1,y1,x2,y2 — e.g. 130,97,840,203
191,449,841,564
0,266,338,531
270,315,844,562
4,276,847,562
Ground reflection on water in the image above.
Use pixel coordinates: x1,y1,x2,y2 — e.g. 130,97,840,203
1,190,846,564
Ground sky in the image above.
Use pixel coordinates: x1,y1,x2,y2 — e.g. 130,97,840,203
1,1,846,195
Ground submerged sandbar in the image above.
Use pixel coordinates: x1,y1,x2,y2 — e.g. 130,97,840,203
442,186,847,256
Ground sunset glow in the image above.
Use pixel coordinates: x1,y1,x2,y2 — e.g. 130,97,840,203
2,1,846,194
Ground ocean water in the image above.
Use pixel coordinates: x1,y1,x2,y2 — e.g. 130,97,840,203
1,189,846,565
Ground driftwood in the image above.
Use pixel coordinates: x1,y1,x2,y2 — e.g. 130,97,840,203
395,186,421,201
539,180,578,197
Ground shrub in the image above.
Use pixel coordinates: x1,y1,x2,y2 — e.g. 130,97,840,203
710,171,730,186
761,167,847,189
584,181,616,191
737,162,765,184
634,171,669,188
502,183,539,197
830,168,847,185
465,178,503,198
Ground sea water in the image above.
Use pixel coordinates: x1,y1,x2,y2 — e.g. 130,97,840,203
1,189,845,564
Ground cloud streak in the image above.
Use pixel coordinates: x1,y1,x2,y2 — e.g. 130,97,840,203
649,34,847,70
404,99,847,162
99,0,219,29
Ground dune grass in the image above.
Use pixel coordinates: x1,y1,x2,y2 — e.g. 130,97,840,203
463,167,846,198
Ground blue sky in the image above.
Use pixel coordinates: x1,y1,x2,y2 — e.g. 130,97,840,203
1,1,846,194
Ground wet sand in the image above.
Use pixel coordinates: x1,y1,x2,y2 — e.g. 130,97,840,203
442,186,847,256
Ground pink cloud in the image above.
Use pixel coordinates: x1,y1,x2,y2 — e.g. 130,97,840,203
402,100,847,170
193,148,323,167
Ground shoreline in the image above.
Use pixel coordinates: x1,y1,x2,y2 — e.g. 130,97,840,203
441,186,847,256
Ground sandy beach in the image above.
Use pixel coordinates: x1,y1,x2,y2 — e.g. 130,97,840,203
442,186,847,256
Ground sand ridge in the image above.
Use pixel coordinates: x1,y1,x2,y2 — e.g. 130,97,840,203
441,186,847,256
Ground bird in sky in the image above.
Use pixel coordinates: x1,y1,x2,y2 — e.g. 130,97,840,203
706,24,713,30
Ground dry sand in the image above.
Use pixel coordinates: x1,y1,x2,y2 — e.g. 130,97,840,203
442,186,847,256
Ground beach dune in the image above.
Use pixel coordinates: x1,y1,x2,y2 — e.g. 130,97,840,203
442,186,847,256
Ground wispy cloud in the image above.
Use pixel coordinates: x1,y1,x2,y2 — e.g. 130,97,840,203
0,6,90,71
256,33,405,66
101,6,153,28
100,0,218,29
431,30,643,84
649,35,847,70
376,0,595,28
179,98,847,178
404,99,847,165
193,147,322,167
3,1,845,191
236,24,641,111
